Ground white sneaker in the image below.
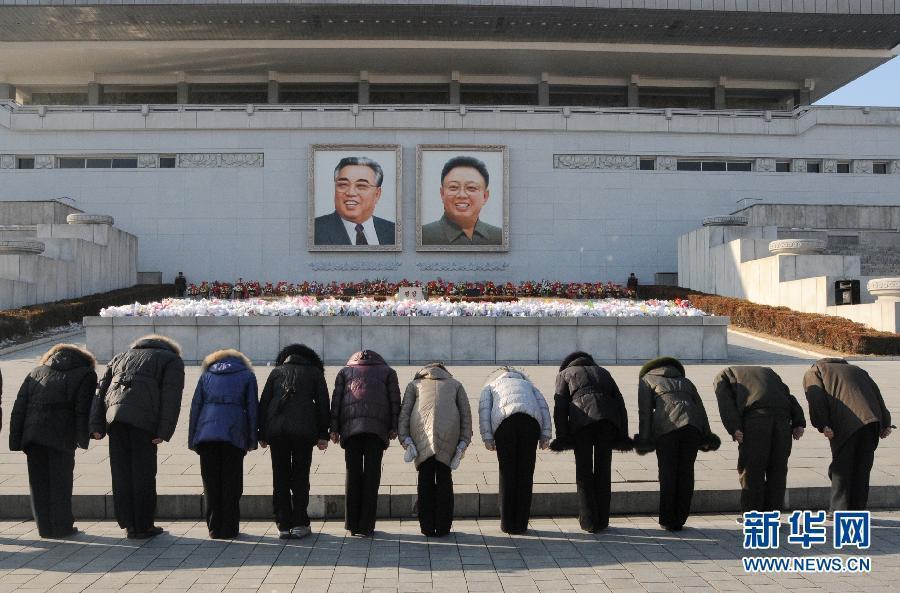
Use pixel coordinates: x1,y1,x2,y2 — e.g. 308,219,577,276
290,526,311,539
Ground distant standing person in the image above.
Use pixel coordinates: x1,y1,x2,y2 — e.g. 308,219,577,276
714,366,805,518
626,273,638,293
479,367,551,535
174,272,187,297
399,362,473,537
258,344,331,540
330,350,401,537
9,344,97,538
188,349,258,539
90,335,185,539
803,358,893,511
551,351,632,533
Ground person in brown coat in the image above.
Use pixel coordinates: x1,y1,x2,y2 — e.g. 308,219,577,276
714,366,806,516
803,358,893,511
398,362,473,537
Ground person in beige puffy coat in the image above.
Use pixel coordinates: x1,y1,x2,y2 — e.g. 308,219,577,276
399,362,473,537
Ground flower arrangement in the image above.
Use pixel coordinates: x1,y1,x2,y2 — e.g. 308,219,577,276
184,278,633,300
100,296,704,318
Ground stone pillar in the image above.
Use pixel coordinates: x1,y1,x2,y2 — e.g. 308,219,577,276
538,73,550,106
627,75,639,108
714,77,726,109
0,83,16,101
449,71,461,104
88,82,103,105
267,80,279,104
176,82,190,104
358,71,369,105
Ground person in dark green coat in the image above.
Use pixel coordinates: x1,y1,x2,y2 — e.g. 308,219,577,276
635,357,720,531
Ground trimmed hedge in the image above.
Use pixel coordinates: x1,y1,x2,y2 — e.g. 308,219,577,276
0,284,175,343
637,285,900,356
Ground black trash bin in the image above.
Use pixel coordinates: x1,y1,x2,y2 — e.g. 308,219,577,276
834,280,860,306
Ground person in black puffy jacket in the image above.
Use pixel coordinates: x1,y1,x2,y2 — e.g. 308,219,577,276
551,351,631,533
10,344,97,538
634,357,720,531
258,344,330,540
330,349,401,537
90,334,185,540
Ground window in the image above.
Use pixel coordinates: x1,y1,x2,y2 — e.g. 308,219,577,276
675,160,751,172
58,158,86,169
639,158,656,171
727,161,753,172
112,158,138,168
16,158,34,170
639,87,714,109
873,162,888,174
775,161,791,172
86,158,112,168
676,160,701,171
702,161,727,172
550,85,627,107
837,162,850,174
159,156,176,168
460,85,538,106
190,84,268,104
806,161,821,173
279,84,358,104
369,85,448,104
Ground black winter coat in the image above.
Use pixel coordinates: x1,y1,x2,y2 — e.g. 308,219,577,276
552,353,631,450
90,335,185,441
258,345,330,445
714,365,806,437
9,344,97,452
330,350,401,449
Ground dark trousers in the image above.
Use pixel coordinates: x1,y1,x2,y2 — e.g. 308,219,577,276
25,445,76,537
197,442,245,538
344,433,384,534
655,426,702,529
269,439,313,531
108,423,158,533
494,413,540,534
417,456,454,537
829,422,880,511
573,420,616,532
737,412,793,513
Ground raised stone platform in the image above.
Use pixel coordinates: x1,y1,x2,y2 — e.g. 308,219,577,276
84,314,730,365
1,330,898,520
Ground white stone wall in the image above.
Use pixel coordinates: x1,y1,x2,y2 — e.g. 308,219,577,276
1,107,899,285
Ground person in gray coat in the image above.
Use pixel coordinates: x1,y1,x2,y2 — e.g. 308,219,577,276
399,362,473,537
714,365,805,517
634,357,720,531
90,334,185,539
480,367,551,534
803,358,893,511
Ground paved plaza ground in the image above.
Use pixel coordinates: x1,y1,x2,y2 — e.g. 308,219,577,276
1,514,899,593
0,329,898,517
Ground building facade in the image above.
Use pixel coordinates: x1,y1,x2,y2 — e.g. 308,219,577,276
1,1,898,284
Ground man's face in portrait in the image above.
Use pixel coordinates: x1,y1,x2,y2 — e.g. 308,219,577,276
439,166,490,229
333,164,382,224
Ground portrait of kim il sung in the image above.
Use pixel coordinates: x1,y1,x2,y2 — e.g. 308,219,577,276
417,145,509,251
309,145,402,251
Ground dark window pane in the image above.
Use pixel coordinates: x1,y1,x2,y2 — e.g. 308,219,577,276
776,161,790,172
280,84,358,104
369,85,448,104
58,158,85,169
837,162,850,173
550,86,627,107
807,162,821,173
873,163,888,174
639,87,714,109
102,90,177,105
159,157,176,168
461,85,537,106
112,158,138,168
727,162,752,172
190,85,267,104
639,158,655,171
702,161,727,171
30,93,88,105
17,158,34,170
676,161,701,171
86,158,112,168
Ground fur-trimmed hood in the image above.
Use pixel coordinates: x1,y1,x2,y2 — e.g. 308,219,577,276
202,348,253,372
639,356,685,379
276,343,324,369
559,351,595,371
41,343,96,370
131,334,182,357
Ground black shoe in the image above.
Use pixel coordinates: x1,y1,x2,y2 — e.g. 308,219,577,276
129,526,164,539
664,524,683,532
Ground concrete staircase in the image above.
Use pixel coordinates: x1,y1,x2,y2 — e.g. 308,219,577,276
0,201,137,310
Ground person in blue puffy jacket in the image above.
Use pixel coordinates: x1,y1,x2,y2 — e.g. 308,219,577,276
188,349,259,539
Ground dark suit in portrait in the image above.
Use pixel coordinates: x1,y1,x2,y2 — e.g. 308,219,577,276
314,211,396,246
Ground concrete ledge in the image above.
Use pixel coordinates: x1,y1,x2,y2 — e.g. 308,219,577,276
85,315,729,364
2,485,896,520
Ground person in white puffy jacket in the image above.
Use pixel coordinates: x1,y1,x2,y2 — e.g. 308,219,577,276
479,367,552,534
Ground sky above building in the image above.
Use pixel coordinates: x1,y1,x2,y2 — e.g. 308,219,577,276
816,56,900,106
